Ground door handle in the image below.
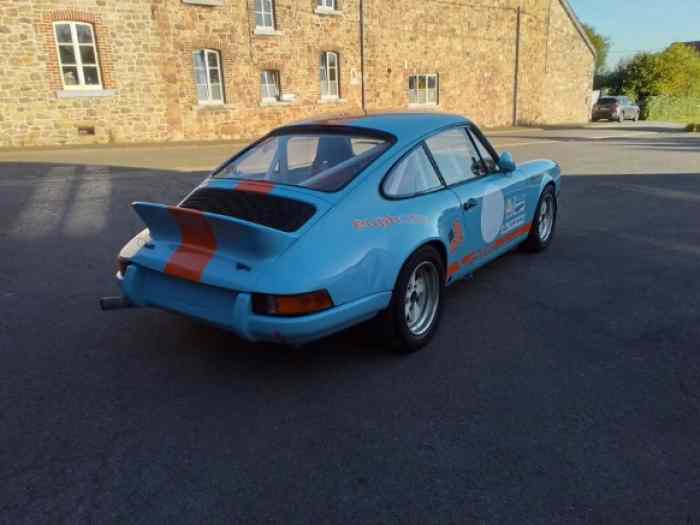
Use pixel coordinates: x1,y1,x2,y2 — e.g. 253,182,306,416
463,198,479,211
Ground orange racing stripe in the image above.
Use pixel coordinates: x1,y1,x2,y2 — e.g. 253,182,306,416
447,222,532,280
235,180,275,195
164,207,217,283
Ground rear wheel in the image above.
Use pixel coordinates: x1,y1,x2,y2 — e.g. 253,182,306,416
523,186,557,252
382,245,445,352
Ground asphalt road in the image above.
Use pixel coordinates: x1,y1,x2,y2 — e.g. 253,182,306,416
1,123,699,524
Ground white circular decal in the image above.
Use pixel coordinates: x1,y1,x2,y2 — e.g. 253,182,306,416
480,190,505,243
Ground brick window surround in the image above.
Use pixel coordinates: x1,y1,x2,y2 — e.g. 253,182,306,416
39,10,115,92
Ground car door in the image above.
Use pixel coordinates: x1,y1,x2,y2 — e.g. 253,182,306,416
423,126,513,280
468,126,534,245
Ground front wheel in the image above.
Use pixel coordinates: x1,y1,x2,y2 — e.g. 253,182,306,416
382,245,445,353
523,186,557,252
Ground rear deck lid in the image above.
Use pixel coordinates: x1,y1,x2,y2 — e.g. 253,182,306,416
129,182,332,291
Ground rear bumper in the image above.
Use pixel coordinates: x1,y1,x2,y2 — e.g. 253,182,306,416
119,264,391,344
592,110,620,119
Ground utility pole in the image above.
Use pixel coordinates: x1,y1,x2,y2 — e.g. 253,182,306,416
360,0,366,113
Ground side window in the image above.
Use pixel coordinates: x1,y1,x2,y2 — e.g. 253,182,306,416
230,137,280,179
383,146,443,198
468,129,499,174
425,128,483,185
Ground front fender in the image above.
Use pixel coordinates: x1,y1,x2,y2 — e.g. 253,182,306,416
537,161,561,197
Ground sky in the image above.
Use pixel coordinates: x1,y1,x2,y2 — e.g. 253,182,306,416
568,0,700,70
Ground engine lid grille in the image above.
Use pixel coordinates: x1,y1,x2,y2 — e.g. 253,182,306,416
180,187,317,233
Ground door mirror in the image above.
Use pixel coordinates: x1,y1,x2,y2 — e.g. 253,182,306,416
498,151,516,172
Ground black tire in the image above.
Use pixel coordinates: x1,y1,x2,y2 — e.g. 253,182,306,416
381,245,445,353
523,185,557,252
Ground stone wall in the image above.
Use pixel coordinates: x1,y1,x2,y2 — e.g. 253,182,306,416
0,0,594,148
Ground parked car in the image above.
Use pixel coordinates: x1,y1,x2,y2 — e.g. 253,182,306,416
592,96,640,122
104,113,560,352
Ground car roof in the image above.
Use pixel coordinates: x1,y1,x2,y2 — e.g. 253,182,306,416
284,112,471,142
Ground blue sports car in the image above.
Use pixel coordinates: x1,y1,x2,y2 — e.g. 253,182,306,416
109,113,560,351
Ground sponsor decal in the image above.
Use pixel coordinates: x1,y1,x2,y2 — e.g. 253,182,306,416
505,195,526,218
448,220,464,253
352,214,429,230
447,223,532,279
500,195,527,235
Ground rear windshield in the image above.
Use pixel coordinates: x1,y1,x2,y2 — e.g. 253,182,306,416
598,97,619,104
213,132,391,192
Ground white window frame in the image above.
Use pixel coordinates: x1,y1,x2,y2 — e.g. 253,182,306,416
53,21,103,90
193,49,225,105
260,70,281,102
408,73,439,105
320,51,339,100
316,0,337,10
255,0,276,31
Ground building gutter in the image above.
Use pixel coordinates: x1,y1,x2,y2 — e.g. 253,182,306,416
558,0,597,58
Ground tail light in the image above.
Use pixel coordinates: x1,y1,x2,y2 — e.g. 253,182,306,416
252,290,334,316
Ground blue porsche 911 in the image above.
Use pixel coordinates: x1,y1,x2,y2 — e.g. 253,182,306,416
108,113,560,351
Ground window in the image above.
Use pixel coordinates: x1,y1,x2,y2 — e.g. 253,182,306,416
425,128,482,185
255,0,275,30
214,131,390,192
408,74,438,105
467,129,499,174
317,0,336,9
383,146,443,198
320,52,339,99
260,70,281,101
53,22,102,90
193,49,224,104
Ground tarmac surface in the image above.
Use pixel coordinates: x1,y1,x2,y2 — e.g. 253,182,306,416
1,122,699,524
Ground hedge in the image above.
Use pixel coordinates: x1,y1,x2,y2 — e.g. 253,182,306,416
643,96,700,122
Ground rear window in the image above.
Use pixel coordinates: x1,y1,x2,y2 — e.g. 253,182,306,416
598,97,619,104
214,131,391,192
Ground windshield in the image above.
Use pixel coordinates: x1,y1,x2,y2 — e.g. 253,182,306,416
598,97,619,105
213,131,392,192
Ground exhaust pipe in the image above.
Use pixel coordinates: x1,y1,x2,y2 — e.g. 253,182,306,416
99,296,134,311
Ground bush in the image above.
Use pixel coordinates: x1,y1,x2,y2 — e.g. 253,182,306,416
687,123,700,132
645,96,700,122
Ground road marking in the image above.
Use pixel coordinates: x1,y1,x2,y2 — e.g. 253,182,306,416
585,132,659,140
492,140,562,148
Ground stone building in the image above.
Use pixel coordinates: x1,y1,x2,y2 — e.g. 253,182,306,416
0,0,595,148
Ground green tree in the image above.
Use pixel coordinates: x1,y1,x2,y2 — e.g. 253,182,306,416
655,43,700,96
620,53,662,100
582,23,610,75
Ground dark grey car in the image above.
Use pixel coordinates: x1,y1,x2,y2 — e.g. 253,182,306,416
592,96,640,122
